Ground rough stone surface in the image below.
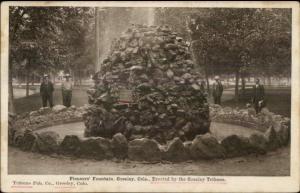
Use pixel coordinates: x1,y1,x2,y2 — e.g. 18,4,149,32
273,120,290,146
60,135,81,155
9,102,291,162
29,111,40,117
20,129,37,151
84,25,210,142
221,135,254,157
52,105,67,113
8,127,15,146
32,131,60,154
13,107,84,132
79,137,113,160
8,113,17,146
249,133,267,154
277,124,290,146
13,129,25,147
128,138,161,162
38,107,52,115
264,126,281,151
190,133,225,159
163,137,189,162
111,133,128,159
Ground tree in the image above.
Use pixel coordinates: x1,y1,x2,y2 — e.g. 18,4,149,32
9,7,96,113
155,8,291,101
56,7,95,85
9,7,67,110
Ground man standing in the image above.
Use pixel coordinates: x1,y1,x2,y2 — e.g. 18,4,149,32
40,74,54,107
61,73,73,107
212,76,223,105
252,78,265,113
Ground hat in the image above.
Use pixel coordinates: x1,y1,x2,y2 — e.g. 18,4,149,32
43,74,49,78
214,75,220,80
64,73,71,77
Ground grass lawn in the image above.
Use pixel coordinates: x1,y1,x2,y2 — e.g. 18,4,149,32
14,86,291,117
222,87,291,117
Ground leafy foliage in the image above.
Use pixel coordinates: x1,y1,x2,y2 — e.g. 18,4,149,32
9,6,96,77
154,8,291,78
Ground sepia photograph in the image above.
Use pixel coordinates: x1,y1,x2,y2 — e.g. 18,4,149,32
1,1,299,192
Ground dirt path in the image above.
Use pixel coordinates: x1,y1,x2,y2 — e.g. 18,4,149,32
8,146,289,176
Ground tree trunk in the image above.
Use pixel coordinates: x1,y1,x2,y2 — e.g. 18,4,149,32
31,74,35,85
25,69,30,97
79,70,82,86
235,69,240,102
72,70,76,86
205,67,210,95
8,64,15,113
203,56,210,95
241,74,246,97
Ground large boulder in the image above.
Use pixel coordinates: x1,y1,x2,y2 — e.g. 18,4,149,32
32,131,60,154
190,133,225,159
128,138,161,162
8,127,15,146
248,133,268,154
79,137,113,160
13,129,25,147
264,126,281,150
8,113,17,145
276,124,290,146
162,137,189,162
52,105,67,113
221,135,253,157
111,133,128,159
20,129,37,151
183,141,193,158
60,135,81,155
273,120,290,146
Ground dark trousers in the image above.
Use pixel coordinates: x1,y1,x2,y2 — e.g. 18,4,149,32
62,90,72,107
42,94,53,108
253,100,264,114
214,96,221,105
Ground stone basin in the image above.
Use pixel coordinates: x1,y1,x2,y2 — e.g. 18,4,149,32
35,121,263,141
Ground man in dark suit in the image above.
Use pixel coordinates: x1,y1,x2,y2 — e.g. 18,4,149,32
40,74,54,107
252,78,265,113
212,76,223,105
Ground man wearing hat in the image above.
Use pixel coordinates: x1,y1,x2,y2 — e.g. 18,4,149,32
61,73,73,107
212,76,223,105
40,74,54,107
252,78,265,113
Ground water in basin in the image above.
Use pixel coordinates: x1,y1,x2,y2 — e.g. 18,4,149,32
35,122,263,141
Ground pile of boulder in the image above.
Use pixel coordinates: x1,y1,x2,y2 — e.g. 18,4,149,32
84,25,210,143
10,105,86,135
210,104,290,134
8,105,290,162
